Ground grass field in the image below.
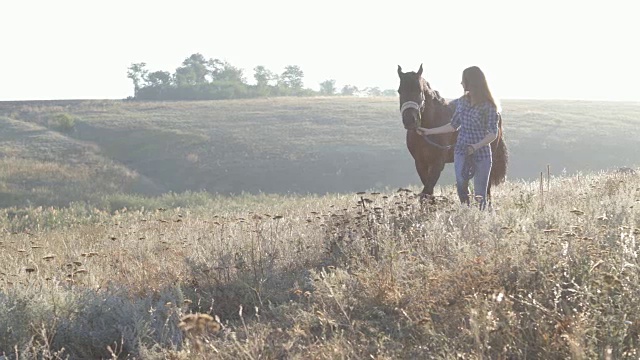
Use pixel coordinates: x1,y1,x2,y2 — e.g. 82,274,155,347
0,97,639,208
0,168,639,358
0,97,639,358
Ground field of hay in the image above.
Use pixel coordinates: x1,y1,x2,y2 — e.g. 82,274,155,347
0,168,639,358
0,97,639,358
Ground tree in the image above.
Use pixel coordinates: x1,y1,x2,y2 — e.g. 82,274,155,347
319,80,336,96
382,89,397,97
214,61,245,83
126,53,397,101
341,84,359,96
254,66,276,87
278,65,304,92
207,58,226,80
146,71,172,87
365,87,383,97
253,65,277,96
127,62,148,96
174,53,209,86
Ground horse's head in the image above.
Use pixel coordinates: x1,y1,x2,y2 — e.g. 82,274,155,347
397,64,426,130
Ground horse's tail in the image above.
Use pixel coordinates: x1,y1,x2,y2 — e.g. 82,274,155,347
490,114,508,186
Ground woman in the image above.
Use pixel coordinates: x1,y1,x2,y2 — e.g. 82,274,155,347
416,66,499,210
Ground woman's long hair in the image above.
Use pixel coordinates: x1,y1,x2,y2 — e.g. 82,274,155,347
462,66,498,110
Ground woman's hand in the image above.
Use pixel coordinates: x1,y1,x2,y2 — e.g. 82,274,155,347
416,127,430,136
466,144,476,155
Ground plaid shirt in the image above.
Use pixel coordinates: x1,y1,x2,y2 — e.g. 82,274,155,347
449,96,499,160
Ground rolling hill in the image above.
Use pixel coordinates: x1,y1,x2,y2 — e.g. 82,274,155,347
0,97,639,208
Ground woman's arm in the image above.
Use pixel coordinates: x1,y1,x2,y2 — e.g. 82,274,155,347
417,96,464,136
469,106,500,152
470,132,498,152
416,123,456,136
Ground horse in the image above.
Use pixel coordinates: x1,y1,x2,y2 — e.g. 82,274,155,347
397,64,508,201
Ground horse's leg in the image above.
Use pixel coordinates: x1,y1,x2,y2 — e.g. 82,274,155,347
424,160,445,196
414,159,431,194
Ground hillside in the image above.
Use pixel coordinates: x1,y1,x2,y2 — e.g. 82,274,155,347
0,116,150,208
0,97,639,208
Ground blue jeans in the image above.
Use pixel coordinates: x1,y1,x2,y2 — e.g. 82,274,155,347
454,152,492,210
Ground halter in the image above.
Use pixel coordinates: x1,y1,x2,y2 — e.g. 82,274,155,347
400,100,423,114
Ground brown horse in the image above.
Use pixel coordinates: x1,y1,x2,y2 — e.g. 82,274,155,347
397,64,508,200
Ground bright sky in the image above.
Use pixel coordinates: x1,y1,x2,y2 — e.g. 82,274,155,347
1,0,638,101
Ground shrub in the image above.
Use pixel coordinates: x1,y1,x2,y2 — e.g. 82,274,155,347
51,113,76,133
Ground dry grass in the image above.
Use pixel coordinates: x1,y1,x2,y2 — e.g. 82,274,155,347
0,168,639,359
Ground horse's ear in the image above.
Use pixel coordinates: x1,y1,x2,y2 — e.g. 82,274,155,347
417,64,423,77
397,65,403,77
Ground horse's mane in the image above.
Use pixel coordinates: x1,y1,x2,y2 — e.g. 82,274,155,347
420,77,448,106
419,77,452,127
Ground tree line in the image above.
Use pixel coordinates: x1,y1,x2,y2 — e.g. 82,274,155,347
127,53,395,101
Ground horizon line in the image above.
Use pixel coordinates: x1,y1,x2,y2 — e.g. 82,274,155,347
0,96,639,103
